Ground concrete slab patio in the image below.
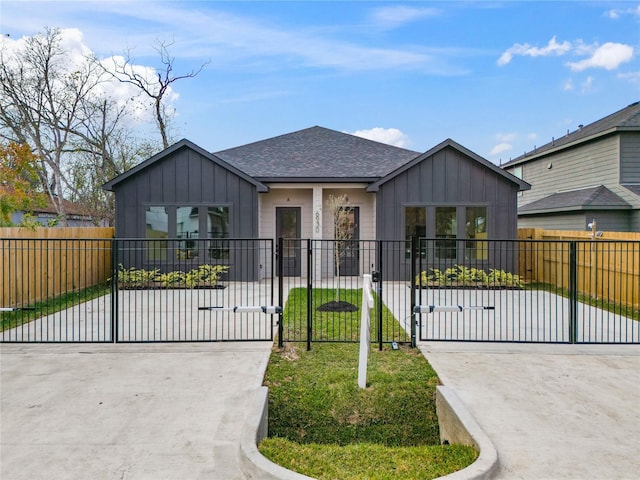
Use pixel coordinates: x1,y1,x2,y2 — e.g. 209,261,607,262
0,342,272,480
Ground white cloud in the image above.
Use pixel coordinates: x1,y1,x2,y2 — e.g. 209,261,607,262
369,5,440,30
618,71,640,83
489,143,512,156
495,132,517,143
605,4,640,19
351,127,411,148
497,36,572,66
566,42,634,71
580,76,595,93
564,78,574,91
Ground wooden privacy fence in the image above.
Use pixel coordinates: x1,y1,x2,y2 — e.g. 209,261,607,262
0,228,114,308
518,229,640,310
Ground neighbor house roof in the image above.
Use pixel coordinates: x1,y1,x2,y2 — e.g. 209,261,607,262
103,139,268,192
503,101,640,167
367,138,531,192
215,126,421,182
518,185,631,215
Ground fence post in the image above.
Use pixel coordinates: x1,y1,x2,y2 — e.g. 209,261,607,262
306,239,312,351
377,240,383,351
411,236,417,348
277,237,284,349
569,241,578,344
111,239,118,343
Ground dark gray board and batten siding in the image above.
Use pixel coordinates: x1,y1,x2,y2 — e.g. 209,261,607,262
369,141,527,280
104,141,265,280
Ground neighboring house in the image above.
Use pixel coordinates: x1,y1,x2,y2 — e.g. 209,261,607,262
502,102,640,232
8,195,95,227
103,126,529,279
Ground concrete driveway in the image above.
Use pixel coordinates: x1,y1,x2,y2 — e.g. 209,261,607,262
420,342,640,480
2,338,639,480
0,342,272,480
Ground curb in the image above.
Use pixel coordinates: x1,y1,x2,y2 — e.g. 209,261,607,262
435,385,500,480
240,385,499,480
239,386,315,480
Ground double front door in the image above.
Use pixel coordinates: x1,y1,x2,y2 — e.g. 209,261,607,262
276,206,360,277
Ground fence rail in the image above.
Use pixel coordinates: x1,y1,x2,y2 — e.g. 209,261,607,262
519,229,640,311
1,233,638,344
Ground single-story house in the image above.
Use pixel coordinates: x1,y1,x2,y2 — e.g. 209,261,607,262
502,102,640,232
103,126,529,279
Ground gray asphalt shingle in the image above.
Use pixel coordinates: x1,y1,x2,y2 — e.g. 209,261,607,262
214,126,420,179
519,185,631,214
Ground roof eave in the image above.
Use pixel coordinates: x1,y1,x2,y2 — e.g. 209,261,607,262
503,127,630,167
518,204,632,215
256,177,377,184
102,139,268,193
368,138,531,192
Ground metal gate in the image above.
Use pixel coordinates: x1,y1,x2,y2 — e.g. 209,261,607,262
1,238,276,342
277,239,412,349
412,238,639,344
1,237,638,344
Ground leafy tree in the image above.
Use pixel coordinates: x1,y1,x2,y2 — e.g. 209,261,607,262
0,142,47,226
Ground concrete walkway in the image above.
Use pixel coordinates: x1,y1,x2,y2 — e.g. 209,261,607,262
419,342,640,480
0,342,272,480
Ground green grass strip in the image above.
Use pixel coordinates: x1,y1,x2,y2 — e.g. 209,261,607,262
260,342,477,478
282,287,409,343
259,438,477,480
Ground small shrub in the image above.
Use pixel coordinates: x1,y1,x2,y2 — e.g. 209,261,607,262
158,270,186,288
487,268,524,288
117,264,228,289
184,264,229,287
416,264,522,288
117,264,160,286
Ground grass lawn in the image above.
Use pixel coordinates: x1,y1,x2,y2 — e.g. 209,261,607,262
259,287,477,479
281,287,410,344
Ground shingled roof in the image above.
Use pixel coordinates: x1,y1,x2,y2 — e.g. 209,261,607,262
503,101,640,167
215,126,421,181
518,185,631,215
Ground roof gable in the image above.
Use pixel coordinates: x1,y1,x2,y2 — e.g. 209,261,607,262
215,126,420,180
102,139,267,192
367,138,531,192
503,101,640,167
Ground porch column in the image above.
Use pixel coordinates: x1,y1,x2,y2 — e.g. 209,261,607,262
312,186,323,282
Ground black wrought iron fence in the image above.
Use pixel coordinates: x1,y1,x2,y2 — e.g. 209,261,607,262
277,239,412,349
2,236,637,344
412,238,639,344
1,238,276,342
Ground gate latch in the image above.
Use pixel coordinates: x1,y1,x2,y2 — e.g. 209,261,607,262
371,271,380,283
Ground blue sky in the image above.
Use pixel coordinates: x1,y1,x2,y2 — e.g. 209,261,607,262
1,1,639,164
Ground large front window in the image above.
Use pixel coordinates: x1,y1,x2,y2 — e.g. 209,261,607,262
404,205,489,262
466,207,487,260
435,207,457,260
145,205,230,261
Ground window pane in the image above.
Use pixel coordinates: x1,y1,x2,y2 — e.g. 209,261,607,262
405,207,426,258
177,206,199,260
145,206,168,260
436,207,457,260
207,207,229,238
207,207,230,260
466,207,488,260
